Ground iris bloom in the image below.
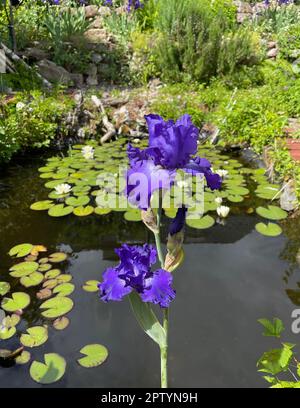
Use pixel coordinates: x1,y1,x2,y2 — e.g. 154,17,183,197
126,114,222,209
98,244,176,308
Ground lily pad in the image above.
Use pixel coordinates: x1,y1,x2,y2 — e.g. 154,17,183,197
5,313,21,328
15,350,31,365
53,283,75,297
82,280,100,293
255,222,283,237
38,263,52,273
57,274,72,283
1,292,30,312
94,207,111,215
0,282,10,296
186,215,215,230
36,288,52,300
40,297,74,318
49,253,67,263
65,196,90,207
45,269,61,279
256,205,288,221
30,353,66,384
20,326,48,348
48,204,74,217
30,201,54,211
9,244,33,258
0,326,16,340
20,272,44,288
77,344,108,368
43,279,58,289
73,206,94,216
9,261,39,277
124,210,142,222
53,317,70,331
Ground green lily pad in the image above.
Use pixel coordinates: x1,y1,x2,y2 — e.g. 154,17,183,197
77,344,108,368
30,353,66,384
73,206,94,216
53,316,70,331
30,201,54,211
65,196,90,207
20,326,48,348
94,207,112,215
9,243,33,258
0,327,16,340
1,292,30,312
49,253,67,263
20,272,44,288
38,263,52,272
186,215,215,230
57,274,72,283
4,313,21,328
255,222,283,237
48,204,74,217
9,261,39,277
124,210,142,222
227,195,244,203
45,269,61,279
0,282,10,296
43,279,58,289
53,283,75,297
82,280,100,293
256,205,288,221
40,297,74,318
15,350,31,365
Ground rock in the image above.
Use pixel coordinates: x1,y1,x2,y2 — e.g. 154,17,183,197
98,6,112,17
84,5,99,19
36,59,73,85
23,47,49,61
90,16,103,29
267,48,278,58
91,53,103,64
267,41,277,50
280,181,298,212
70,73,84,87
86,64,98,86
84,28,108,44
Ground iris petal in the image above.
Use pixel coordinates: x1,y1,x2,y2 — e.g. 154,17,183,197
98,267,132,302
141,269,176,308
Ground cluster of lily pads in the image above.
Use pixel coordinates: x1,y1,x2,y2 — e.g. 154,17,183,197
0,243,107,384
30,139,288,236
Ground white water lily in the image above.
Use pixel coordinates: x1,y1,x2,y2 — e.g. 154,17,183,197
82,145,95,160
55,183,72,195
217,205,230,218
215,197,223,205
215,169,229,178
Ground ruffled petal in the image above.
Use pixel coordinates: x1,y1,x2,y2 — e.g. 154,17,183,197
98,267,132,302
141,269,176,308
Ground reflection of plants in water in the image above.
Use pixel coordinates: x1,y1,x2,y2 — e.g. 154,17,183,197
279,216,300,305
0,243,108,383
257,318,300,388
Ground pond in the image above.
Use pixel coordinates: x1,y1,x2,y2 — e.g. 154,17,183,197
0,141,300,388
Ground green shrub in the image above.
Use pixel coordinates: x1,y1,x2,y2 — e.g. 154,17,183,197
153,0,262,83
278,24,300,60
0,90,75,163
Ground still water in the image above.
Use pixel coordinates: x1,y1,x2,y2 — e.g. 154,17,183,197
0,154,300,388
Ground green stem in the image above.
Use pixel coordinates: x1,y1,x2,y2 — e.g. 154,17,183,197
154,191,169,388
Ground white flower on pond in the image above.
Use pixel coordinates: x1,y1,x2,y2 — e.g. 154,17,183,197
16,102,26,111
217,205,230,218
215,169,229,178
215,197,223,205
82,145,95,160
55,183,72,195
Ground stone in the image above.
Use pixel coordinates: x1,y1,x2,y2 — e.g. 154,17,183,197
91,53,103,64
280,181,298,212
90,16,103,29
84,28,108,44
23,47,49,61
86,64,98,86
84,5,99,19
36,59,73,85
267,41,277,50
267,48,278,58
98,6,112,17
70,73,84,87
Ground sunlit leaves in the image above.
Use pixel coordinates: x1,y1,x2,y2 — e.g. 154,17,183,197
30,353,66,384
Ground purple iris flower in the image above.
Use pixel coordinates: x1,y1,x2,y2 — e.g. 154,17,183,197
126,114,222,210
169,207,187,236
98,244,176,308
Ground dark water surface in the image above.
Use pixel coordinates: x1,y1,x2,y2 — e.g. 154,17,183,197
0,155,300,388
